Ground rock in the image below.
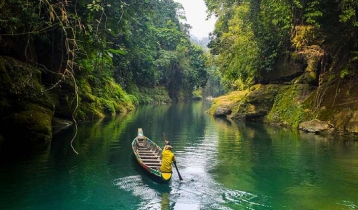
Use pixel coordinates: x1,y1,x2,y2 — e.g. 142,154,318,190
0,56,55,149
346,111,358,133
299,119,334,134
13,104,54,145
214,106,232,117
52,117,73,134
258,53,306,84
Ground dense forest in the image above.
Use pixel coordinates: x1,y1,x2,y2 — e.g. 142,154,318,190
1,0,358,151
0,0,213,149
205,0,357,90
205,0,358,135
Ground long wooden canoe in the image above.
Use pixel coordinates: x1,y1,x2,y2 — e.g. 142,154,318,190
132,128,172,182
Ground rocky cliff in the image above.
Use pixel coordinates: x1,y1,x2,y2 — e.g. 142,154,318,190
208,26,358,136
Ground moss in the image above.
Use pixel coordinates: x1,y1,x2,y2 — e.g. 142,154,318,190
99,98,116,116
0,56,54,109
0,56,56,147
292,25,322,50
76,110,86,120
312,79,358,132
266,84,313,127
77,101,105,121
207,89,249,115
13,103,53,144
73,76,136,120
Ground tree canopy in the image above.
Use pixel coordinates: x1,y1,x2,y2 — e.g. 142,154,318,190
205,0,358,91
0,0,209,111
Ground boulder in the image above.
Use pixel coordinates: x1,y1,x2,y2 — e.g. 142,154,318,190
299,119,334,134
214,106,232,117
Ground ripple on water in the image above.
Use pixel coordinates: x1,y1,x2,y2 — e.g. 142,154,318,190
114,175,157,198
337,200,357,209
221,189,271,209
113,175,165,209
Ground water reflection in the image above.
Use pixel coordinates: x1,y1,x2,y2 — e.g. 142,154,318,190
211,121,358,209
0,101,358,209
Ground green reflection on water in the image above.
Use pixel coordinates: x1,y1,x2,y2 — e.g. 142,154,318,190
212,120,358,209
0,101,357,210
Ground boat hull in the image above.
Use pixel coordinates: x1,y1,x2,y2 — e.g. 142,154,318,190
132,128,172,182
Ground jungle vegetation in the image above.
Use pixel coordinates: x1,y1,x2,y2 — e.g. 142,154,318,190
204,0,358,91
0,0,209,121
1,0,358,147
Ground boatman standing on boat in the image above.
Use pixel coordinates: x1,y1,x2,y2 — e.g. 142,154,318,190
160,145,176,173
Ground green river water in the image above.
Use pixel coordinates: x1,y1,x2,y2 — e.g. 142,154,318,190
0,101,358,210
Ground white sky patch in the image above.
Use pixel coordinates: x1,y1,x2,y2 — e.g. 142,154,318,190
173,0,216,39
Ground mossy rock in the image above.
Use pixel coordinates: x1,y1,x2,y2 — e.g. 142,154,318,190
235,84,280,121
208,84,281,121
259,53,306,83
0,56,56,148
266,84,315,127
346,111,358,133
314,79,358,133
77,101,105,121
8,103,54,146
207,89,249,116
298,119,334,134
0,56,54,109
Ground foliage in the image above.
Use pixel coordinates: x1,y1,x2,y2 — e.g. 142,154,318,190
192,88,203,100
205,0,358,89
0,0,210,122
207,2,260,91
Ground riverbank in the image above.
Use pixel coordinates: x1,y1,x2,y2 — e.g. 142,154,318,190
207,79,358,135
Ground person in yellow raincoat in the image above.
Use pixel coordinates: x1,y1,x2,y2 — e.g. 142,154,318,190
160,145,176,173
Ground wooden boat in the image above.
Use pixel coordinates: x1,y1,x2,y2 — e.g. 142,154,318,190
132,128,172,181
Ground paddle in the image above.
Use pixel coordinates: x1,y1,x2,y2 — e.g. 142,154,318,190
163,132,183,181
173,161,183,181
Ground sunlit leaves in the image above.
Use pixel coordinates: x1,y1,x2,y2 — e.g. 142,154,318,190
107,48,127,56
209,2,259,91
303,0,322,27
339,0,358,27
87,0,104,12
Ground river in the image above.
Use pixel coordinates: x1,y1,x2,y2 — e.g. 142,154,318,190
0,101,358,210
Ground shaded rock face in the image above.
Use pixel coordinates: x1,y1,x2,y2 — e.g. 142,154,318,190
314,78,358,133
207,24,358,136
210,84,280,121
0,56,55,149
258,53,306,84
214,107,232,117
265,84,317,127
233,84,280,121
346,112,358,133
209,79,358,135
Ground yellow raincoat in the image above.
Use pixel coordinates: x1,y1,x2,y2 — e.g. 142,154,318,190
160,148,176,173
